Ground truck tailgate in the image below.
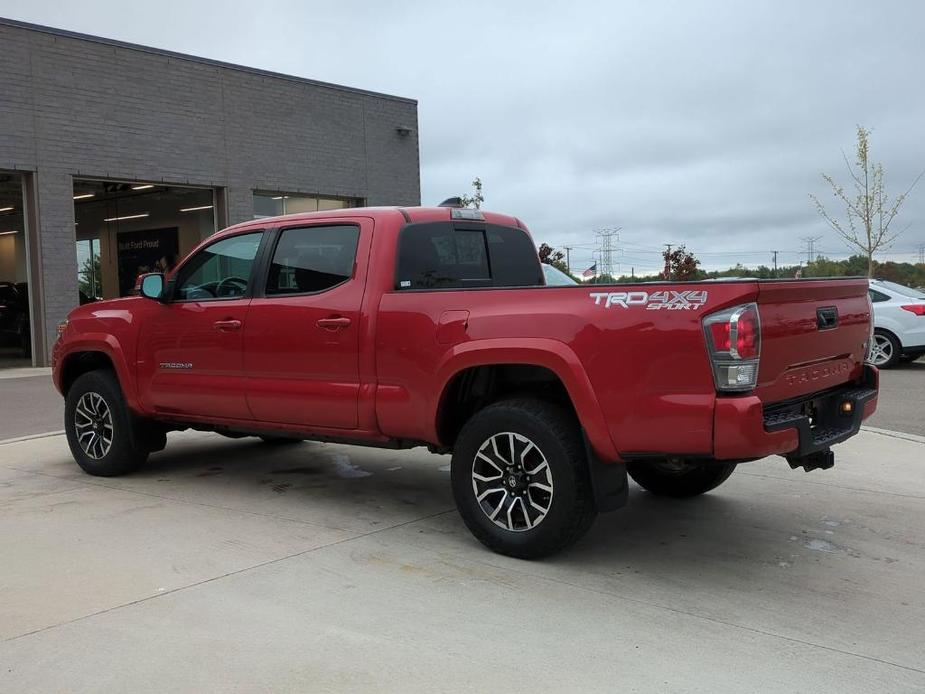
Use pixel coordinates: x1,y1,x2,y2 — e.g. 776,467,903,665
754,279,870,404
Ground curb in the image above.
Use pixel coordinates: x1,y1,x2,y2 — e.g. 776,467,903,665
860,425,925,445
0,430,65,446
0,367,53,381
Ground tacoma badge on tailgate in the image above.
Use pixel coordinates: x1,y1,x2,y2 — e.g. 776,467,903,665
784,360,850,387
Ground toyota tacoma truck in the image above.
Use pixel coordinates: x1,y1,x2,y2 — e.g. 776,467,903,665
52,205,879,558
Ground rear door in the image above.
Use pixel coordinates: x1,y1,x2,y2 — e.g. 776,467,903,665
754,279,871,403
243,220,370,429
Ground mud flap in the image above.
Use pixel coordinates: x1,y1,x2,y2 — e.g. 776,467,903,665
583,434,628,512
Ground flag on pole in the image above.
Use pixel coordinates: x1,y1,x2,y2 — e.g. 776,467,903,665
582,263,597,279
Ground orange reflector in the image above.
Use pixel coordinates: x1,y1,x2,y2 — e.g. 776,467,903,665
841,401,853,414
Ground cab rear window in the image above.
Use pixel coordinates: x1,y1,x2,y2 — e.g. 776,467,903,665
395,222,542,290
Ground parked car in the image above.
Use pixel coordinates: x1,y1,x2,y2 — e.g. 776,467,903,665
52,206,878,558
542,263,578,286
0,281,31,358
868,279,925,367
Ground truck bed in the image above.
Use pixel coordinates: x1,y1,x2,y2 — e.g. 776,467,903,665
375,278,872,461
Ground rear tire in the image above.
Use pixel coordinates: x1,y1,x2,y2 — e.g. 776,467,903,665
626,459,736,498
65,370,149,477
451,398,597,559
870,330,901,368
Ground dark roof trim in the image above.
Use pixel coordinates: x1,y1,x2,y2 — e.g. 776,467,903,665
0,16,417,105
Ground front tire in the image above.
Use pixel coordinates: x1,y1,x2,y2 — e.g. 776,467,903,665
65,370,149,477
626,459,736,498
451,399,597,559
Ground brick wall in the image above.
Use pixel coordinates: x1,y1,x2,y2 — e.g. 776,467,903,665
0,19,420,363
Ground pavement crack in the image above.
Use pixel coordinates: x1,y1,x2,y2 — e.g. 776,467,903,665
735,470,925,500
1,463,365,533
2,507,456,644
465,556,925,676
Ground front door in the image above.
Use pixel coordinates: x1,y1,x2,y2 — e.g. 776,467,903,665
137,231,264,420
244,221,369,429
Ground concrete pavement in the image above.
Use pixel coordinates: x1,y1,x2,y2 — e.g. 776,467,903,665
1,428,923,692
866,357,925,437
0,370,61,440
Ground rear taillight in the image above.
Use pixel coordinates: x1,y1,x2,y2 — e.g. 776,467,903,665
702,303,761,392
901,304,925,316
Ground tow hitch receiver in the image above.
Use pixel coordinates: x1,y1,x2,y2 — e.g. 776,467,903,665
786,449,835,472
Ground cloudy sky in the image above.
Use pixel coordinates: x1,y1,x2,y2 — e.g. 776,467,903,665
3,0,924,274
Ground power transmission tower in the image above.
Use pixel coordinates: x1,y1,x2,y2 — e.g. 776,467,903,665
595,227,621,278
800,236,823,264
918,244,925,265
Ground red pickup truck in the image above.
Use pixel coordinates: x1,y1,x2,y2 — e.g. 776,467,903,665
53,205,878,558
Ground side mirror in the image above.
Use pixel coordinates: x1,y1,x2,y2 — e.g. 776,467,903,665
138,273,165,301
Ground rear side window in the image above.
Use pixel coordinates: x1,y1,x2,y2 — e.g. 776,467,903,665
266,225,359,295
868,289,890,303
396,222,542,290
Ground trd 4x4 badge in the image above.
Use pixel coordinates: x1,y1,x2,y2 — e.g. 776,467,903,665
589,290,709,310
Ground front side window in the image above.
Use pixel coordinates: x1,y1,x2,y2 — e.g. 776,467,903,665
266,225,359,295
395,223,542,290
174,232,262,301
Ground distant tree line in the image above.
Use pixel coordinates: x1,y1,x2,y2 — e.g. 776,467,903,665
610,254,925,286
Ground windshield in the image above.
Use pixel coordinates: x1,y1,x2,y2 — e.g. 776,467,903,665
542,264,578,286
876,280,925,299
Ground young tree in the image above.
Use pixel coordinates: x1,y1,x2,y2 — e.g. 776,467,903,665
662,245,702,280
78,254,101,299
459,177,484,209
538,243,564,265
810,126,923,277
537,243,576,279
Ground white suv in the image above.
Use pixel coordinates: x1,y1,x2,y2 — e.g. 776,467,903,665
868,279,925,367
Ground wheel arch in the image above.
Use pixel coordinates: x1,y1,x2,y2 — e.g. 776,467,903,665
432,339,618,462
58,335,138,410
874,325,903,348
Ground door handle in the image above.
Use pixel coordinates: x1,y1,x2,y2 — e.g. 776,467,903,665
213,319,242,331
316,316,352,331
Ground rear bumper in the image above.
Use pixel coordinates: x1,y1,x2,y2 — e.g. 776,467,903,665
713,365,879,460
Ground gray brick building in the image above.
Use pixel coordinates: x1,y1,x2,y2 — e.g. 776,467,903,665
0,17,420,367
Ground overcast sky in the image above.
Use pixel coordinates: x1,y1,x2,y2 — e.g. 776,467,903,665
3,0,924,274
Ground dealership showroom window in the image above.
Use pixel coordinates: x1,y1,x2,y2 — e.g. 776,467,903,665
75,183,357,304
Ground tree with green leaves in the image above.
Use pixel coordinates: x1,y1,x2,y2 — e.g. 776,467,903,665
459,177,484,209
810,126,922,277
662,245,703,280
78,253,101,300
537,243,579,282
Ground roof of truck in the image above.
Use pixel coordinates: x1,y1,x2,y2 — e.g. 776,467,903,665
216,206,526,239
